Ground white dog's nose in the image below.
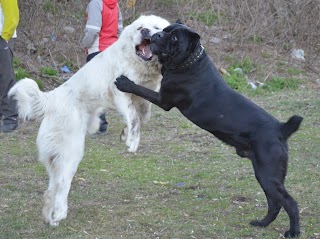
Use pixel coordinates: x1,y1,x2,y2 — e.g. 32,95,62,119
140,28,150,37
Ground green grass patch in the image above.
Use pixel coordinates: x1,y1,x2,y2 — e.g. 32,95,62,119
223,57,256,91
40,67,58,76
227,57,256,74
249,35,263,43
224,71,250,91
260,51,273,59
223,57,302,94
0,89,319,238
262,77,300,91
14,66,30,80
43,1,58,14
287,67,305,75
13,58,45,90
13,57,30,80
189,11,218,26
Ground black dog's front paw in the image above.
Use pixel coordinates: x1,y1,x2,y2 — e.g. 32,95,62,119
115,75,135,93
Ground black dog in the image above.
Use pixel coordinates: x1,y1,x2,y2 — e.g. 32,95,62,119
115,22,302,237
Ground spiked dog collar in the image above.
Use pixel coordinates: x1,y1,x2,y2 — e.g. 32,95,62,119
174,44,205,70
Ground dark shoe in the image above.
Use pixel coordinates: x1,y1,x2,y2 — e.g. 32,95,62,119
98,122,108,134
1,124,18,133
98,114,108,134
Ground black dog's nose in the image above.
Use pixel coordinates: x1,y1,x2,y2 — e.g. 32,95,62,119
151,32,164,42
140,28,150,37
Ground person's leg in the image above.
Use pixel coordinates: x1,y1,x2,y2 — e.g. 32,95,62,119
98,113,108,134
8,38,15,50
1,78,18,132
0,37,18,132
86,51,108,134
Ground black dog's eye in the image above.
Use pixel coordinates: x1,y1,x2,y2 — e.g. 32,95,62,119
172,35,178,41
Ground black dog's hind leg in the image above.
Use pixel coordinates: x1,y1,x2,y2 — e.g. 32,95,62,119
250,196,282,227
250,142,300,238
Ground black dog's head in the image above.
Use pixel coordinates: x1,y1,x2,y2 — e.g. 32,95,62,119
150,20,201,70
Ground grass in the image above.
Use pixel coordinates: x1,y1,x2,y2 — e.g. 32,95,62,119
13,58,45,90
287,67,305,76
261,77,300,92
43,0,58,14
13,58,30,80
0,88,319,239
40,67,58,76
223,57,304,94
189,11,218,26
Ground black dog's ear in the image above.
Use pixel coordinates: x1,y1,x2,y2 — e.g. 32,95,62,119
176,19,183,24
189,31,200,41
187,30,201,52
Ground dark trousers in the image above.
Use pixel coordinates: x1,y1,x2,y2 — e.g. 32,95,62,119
86,52,101,62
0,37,18,125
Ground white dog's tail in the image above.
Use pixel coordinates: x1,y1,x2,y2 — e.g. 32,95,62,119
9,78,47,121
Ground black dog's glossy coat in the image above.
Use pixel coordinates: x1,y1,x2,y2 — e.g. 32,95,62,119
115,22,302,237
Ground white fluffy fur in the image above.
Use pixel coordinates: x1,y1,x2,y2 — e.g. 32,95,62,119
9,15,169,226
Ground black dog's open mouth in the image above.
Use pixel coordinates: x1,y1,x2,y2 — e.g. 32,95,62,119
136,39,153,61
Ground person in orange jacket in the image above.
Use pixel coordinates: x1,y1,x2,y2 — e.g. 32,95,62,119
0,0,20,133
82,0,123,134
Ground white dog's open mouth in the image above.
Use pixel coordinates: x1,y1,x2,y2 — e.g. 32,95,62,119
136,39,153,61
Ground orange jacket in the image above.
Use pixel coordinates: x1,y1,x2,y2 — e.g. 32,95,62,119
82,0,123,54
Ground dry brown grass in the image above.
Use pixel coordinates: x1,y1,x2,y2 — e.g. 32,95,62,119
15,0,320,89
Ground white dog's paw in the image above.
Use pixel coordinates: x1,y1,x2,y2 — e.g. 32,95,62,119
53,203,68,219
42,191,68,226
43,207,67,226
43,206,68,226
49,220,60,227
127,144,138,152
128,138,140,153
126,135,140,152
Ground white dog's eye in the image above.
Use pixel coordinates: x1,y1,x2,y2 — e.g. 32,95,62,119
137,26,143,31
154,26,160,30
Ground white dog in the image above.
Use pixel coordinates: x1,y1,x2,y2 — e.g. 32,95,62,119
9,15,169,226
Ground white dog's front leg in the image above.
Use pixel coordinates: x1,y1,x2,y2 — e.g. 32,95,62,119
115,92,141,152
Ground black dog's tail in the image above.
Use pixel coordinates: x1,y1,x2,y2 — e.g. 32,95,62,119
281,115,303,139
